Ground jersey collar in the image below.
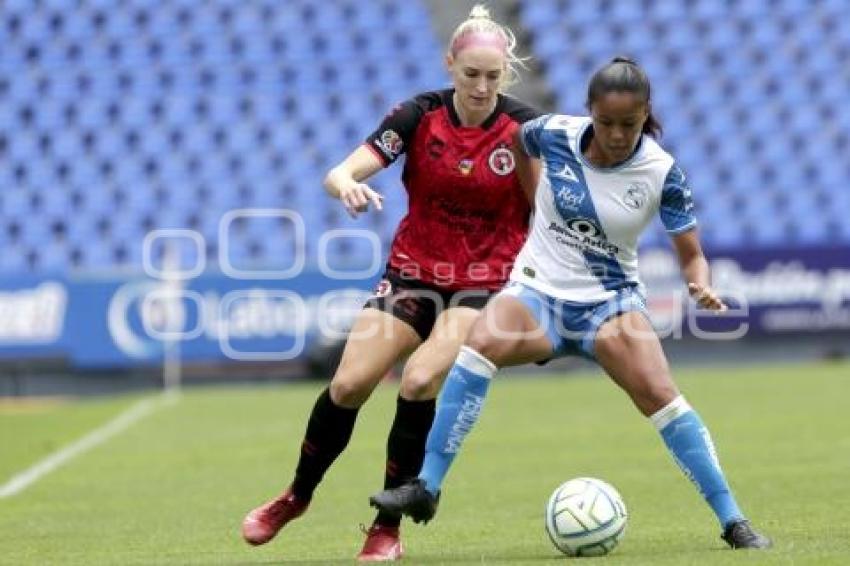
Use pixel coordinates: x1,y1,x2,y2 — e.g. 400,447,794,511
444,89,503,130
576,120,645,172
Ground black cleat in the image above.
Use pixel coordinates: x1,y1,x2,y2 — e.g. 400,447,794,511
369,479,440,524
721,519,772,549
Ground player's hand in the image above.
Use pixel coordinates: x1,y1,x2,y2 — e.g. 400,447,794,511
687,282,727,312
338,182,384,218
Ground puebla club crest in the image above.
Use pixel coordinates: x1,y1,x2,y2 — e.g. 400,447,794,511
624,181,649,210
488,147,515,176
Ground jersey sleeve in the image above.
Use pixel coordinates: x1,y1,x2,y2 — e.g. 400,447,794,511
364,98,426,166
518,114,552,158
501,95,544,124
660,163,698,234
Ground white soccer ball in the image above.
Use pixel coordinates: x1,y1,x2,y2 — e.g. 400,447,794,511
544,477,628,557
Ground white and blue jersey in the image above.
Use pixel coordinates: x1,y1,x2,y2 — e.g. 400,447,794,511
510,114,696,303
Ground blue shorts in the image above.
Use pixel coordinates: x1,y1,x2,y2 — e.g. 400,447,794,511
500,282,648,361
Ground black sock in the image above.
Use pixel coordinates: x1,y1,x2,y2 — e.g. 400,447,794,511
291,387,359,501
374,396,436,527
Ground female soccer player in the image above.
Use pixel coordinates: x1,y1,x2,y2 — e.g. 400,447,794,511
371,57,771,550
241,6,540,561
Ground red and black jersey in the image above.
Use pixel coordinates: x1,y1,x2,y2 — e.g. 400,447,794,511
364,89,541,291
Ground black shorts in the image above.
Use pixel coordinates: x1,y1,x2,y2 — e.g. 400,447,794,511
364,269,495,341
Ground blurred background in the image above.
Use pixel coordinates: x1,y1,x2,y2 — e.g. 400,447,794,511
0,0,848,395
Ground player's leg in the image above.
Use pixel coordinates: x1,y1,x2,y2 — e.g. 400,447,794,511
243,307,420,546
375,306,480,518
417,293,556,491
370,289,555,523
295,307,421,497
359,306,479,561
593,309,770,548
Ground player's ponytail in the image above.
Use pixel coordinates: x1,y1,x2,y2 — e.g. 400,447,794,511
586,56,663,138
448,4,528,90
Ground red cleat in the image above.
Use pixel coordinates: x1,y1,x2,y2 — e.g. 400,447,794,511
356,524,404,562
242,486,309,546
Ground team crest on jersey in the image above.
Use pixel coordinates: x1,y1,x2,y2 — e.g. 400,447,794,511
378,129,403,157
624,181,649,210
458,158,474,175
488,147,515,176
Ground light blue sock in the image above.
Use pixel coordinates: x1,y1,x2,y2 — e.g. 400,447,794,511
652,396,744,528
418,346,496,495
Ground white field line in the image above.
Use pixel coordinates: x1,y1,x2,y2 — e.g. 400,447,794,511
0,396,169,499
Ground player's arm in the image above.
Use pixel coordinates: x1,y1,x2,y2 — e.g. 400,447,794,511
512,128,540,206
323,146,385,218
325,95,428,218
514,113,550,206
671,229,727,312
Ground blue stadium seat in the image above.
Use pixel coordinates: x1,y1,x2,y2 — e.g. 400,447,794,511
3,190,31,217
692,0,727,20
648,1,687,22
562,3,601,26
77,243,113,270
40,240,73,272
521,2,556,30
0,247,29,271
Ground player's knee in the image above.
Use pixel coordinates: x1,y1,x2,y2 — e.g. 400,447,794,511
399,366,441,400
465,313,498,348
630,375,678,415
465,333,511,368
329,376,371,408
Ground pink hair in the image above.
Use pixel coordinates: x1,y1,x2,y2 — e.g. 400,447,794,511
450,31,508,57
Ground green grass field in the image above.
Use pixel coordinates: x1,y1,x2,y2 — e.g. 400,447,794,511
1,361,848,565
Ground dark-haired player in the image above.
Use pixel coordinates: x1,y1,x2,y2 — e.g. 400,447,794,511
371,57,772,551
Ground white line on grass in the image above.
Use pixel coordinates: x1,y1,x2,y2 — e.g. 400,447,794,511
0,396,169,499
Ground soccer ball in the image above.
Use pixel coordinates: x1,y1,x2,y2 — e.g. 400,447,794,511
544,477,628,557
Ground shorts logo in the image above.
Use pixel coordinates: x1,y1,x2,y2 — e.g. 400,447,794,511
377,129,403,157
373,279,393,298
488,147,515,176
458,158,474,175
624,181,649,210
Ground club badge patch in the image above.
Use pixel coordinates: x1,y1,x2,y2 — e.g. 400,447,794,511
624,181,649,210
377,129,403,157
488,147,515,176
